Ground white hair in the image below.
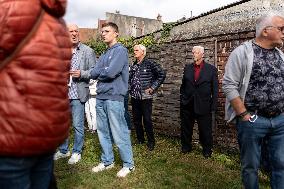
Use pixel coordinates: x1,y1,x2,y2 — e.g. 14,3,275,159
255,11,284,37
192,46,204,54
134,44,147,56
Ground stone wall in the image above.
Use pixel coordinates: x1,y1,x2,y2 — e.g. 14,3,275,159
145,31,254,148
148,0,284,42
136,0,284,149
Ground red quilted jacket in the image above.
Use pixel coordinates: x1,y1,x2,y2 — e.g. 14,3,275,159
0,0,72,156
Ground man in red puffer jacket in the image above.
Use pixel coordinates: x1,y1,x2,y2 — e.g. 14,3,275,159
0,0,72,188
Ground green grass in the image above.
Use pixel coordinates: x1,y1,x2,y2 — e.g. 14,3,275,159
54,132,270,189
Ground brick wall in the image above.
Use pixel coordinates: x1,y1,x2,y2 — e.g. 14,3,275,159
142,31,255,149
79,28,97,43
132,0,284,149
214,31,255,149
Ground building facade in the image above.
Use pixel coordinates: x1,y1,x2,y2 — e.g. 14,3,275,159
106,12,163,38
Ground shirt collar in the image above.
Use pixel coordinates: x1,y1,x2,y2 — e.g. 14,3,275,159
76,42,81,50
194,60,204,68
72,42,81,54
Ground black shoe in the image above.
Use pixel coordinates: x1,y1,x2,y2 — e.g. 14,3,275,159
181,147,192,154
203,152,212,159
181,149,191,154
137,140,145,144
147,143,155,151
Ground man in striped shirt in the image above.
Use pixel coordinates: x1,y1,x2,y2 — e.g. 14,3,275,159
54,24,96,165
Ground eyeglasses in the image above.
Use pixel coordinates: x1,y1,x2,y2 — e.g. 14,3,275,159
265,26,284,33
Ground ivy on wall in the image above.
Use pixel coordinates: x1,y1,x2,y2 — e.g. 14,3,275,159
85,23,174,55
160,22,174,42
85,35,156,55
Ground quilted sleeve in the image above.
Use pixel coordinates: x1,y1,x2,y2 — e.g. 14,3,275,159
0,0,41,62
40,0,67,17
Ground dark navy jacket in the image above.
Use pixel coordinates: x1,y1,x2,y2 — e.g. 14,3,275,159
129,58,166,99
180,62,218,115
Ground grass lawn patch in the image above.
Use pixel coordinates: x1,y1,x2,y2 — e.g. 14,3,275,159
54,131,270,189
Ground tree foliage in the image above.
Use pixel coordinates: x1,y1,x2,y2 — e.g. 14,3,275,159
85,38,107,56
85,35,156,55
85,23,174,55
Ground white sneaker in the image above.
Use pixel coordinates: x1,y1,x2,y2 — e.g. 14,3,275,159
116,166,135,178
54,151,70,160
91,162,115,173
67,153,81,165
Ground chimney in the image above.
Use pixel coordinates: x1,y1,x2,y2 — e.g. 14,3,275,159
157,14,162,21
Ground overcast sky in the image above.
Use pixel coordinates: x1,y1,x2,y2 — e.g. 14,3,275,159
64,0,239,28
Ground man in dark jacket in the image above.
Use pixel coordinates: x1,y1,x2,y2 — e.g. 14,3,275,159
129,44,166,151
180,46,218,158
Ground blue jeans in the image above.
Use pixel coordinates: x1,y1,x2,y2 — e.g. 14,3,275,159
96,99,134,168
236,114,284,189
59,99,85,154
0,154,53,189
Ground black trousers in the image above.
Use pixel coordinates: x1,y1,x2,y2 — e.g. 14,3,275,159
180,103,213,154
131,98,155,144
48,173,58,189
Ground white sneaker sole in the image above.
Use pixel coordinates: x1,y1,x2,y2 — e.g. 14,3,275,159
92,163,114,173
54,151,71,161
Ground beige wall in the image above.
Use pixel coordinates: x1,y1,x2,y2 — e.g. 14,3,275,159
106,12,163,38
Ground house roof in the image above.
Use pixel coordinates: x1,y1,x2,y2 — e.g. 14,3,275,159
136,0,251,39
174,0,250,26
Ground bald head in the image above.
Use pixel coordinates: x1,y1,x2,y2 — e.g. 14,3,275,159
68,24,80,46
67,24,79,30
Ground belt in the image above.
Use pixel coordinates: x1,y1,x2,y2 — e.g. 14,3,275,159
248,109,283,118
